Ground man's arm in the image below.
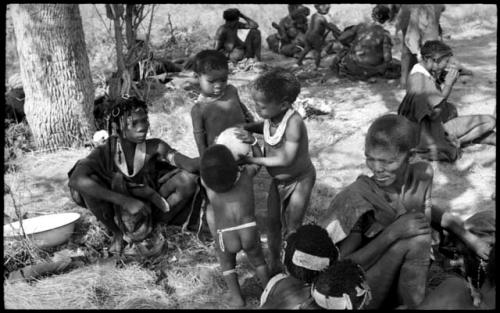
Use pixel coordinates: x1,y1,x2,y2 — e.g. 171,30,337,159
245,115,301,167
244,141,263,177
157,140,199,173
190,104,208,157
242,121,264,134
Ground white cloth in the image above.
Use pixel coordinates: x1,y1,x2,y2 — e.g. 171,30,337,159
114,140,146,178
263,108,296,146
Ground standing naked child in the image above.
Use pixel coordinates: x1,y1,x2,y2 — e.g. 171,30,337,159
214,8,262,65
200,144,269,307
296,4,341,68
238,68,316,275
190,50,255,157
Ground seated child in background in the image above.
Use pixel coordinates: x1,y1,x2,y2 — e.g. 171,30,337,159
260,224,339,309
68,97,199,254
296,4,341,68
190,50,255,157
200,144,268,308
237,68,316,275
312,259,372,310
214,8,262,64
320,114,491,309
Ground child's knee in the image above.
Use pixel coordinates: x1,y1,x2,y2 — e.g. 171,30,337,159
218,253,237,271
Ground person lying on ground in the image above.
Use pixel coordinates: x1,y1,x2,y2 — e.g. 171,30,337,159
200,144,268,308
68,96,199,254
237,68,316,276
398,40,496,162
260,224,339,309
214,8,262,65
324,4,401,82
296,4,341,69
320,114,491,309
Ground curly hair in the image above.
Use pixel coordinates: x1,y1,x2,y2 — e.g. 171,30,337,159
223,8,240,22
365,114,418,154
420,40,453,61
283,224,339,283
200,144,238,193
251,67,301,105
312,259,370,309
193,49,228,75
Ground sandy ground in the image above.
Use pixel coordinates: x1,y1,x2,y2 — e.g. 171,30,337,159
3,19,496,310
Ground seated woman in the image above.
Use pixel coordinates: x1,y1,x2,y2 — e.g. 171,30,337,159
266,4,310,58
326,5,400,81
214,8,262,64
398,40,496,162
320,114,491,309
68,97,200,255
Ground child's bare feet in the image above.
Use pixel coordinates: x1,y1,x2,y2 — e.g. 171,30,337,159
109,233,124,255
462,231,492,260
224,292,245,308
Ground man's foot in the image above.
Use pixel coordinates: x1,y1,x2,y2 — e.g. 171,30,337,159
224,292,245,308
109,233,124,255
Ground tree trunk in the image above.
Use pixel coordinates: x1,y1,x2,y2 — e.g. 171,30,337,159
10,4,95,151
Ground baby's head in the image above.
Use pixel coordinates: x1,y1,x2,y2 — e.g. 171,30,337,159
312,259,371,310
314,4,331,15
372,4,392,24
193,50,229,98
200,144,239,193
365,114,417,187
283,224,339,283
251,67,300,119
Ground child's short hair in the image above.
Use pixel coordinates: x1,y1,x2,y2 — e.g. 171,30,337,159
193,49,229,75
200,144,238,193
252,67,301,105
283,224,339,283
105,96,148,135
420,40,453,61
223,8,240,22
372,4,391,24
312,259,371,310
365,114,418,154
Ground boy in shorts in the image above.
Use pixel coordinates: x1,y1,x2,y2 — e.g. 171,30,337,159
200,144,269,307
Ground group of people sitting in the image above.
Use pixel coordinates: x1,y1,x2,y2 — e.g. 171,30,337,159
68,4,496,310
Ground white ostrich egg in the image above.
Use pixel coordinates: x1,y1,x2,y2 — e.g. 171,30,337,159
215,127,252,160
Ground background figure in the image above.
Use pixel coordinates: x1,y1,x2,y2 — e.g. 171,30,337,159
266,4,310,58
214,8,261,64
396,4,445,88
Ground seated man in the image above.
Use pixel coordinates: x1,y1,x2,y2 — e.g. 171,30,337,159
320,114,491,309
326,5,400,81
266,4,310,58
259,224,339,309
214,8,261,65
68,96,200,254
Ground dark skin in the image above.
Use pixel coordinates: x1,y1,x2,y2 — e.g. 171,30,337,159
296,4,338,68
214,10,259,59
69,109,199,253
202,143,268,307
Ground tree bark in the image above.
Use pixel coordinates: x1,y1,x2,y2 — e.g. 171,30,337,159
10,4,95,151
